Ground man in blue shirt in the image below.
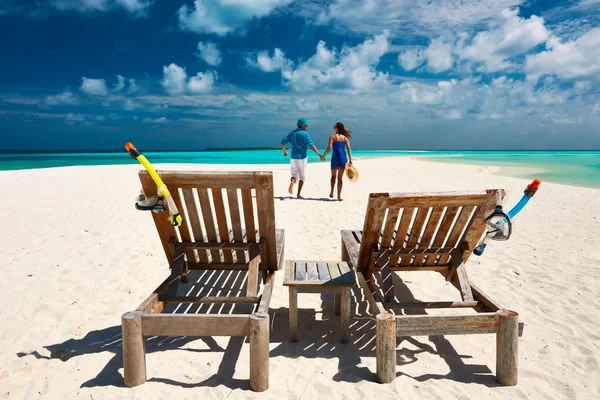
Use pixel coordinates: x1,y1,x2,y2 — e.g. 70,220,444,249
280,118,324,198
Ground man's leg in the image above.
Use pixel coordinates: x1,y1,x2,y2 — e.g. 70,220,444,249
289,160,298,195
297,158,307,199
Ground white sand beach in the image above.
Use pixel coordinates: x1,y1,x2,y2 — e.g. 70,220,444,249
1,156,599,399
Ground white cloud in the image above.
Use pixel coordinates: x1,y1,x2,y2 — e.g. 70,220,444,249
457,9,550,72
524,27,600,81
50,0,150,14
398,49,423,71
65,113,86,124
296,98,320,111
250,32,390,92
161,64,188,95
113,75,125,91
196,41,222,66
423,37,454,72
123,99,139,111
300,0,525,36
178,0,292,35
249,48,292,72
161,63,216,95
80,77,108,96
143,116,169,124
42,90,79,106
128,78,140,94
188,71,216,94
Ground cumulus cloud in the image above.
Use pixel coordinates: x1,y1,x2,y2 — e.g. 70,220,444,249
248,48,293,72
123,99,139,111
128,78,140,94
161,63,216,95
80,77,108,95
524,27,600,81
161,64,188,95
188,71,217,94
42,90,79,106
250,31,390,92
196,41,222,66
296,98,320,111
457,9,550,72
398,49,423,71
64,113,87,124
178,0,292,35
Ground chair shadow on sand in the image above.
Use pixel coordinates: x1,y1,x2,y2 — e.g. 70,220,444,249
25,270,500,390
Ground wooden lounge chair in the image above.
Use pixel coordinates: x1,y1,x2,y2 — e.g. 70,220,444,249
341,190,522,386
121,171,284,392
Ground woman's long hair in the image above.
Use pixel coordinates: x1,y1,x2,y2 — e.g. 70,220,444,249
335,122,352,139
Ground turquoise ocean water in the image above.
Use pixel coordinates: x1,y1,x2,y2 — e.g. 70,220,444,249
1,150,599,189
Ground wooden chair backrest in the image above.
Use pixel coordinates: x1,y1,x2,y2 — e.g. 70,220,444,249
139,170,278,271
356,190,501,273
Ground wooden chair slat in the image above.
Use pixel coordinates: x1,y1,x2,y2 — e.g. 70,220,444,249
392,207,415,251
197,188,222,263
380,207,400,249
425,206,459,266
241,189,256,243
317,263,331,281
181,189,208,263
226,188,245,263
255,174,277,270
437,205,475,265
306,263,319,281
414,207,445,266
211,188,233,264
295,262,306,281
170,188,196,264
357,196,388,275
329,263,341,280
400,207,429,266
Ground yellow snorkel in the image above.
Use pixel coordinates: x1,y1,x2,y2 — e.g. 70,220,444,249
125,142,183,227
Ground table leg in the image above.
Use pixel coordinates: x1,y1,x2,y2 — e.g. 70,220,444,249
340,288,351,343
289,287,298,342
334,293,341,315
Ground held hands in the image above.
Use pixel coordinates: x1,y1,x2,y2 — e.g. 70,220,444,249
319,155,326,161
283,151,288,157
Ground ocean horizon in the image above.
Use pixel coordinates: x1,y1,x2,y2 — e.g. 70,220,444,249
1,149,599,189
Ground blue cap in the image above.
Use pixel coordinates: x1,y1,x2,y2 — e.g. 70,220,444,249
297,118,308,126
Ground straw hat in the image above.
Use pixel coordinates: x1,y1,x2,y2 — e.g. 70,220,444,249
345,163,359,182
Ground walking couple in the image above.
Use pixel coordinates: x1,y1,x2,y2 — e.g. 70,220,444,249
280,118,355,201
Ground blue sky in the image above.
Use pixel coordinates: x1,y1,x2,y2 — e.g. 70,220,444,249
0,0,599,151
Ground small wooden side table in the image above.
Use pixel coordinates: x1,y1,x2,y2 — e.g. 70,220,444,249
283,260,356,343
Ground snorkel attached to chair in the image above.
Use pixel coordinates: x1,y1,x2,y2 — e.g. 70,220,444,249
473,179,541,256
125,142,183,227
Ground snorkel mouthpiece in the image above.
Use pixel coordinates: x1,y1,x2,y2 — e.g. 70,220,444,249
524,179,541,197
125,142,142,159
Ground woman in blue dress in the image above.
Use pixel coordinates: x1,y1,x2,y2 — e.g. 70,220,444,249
323,122,353,201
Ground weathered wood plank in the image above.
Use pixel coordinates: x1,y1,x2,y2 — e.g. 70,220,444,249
181,188,208,263
249,312,269,392
241,188,257,243
145,170,258,189
357,195,388,275
437,205,475,265
255,173,277,270
341,230,360,269
455,263,474,302
392,207,415,252
159,296,260,304
187,263,250,271
257,272,275,314
384,300,479,309
289,287,298,342
142,314,251,337
384,191,494,208
246,255,260,297
414,207,444,265
122,311,146,387
197,188,221,263
496,310,519,386
396,313,498,336
295,262,306,281
306,262,319,281
400,207,429,266
389,266,449,272
338,262,355,284
317,263,331,281
169,188,196,265
276,229,285,268
135,292,165,314
227,188,246,263
425,206,459,265
211,188,234,263
176,241,258,251
356,272,385,314
376,313,396,383
381,207,400,249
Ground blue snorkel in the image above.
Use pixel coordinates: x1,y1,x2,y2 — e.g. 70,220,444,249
473,179,541,256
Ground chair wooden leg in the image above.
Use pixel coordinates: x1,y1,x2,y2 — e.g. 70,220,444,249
289,287,298,342
250,312,270,392
376,312,396,383
333,294,341,315
122,311,146,387
340,288,351,343
496,310,519,386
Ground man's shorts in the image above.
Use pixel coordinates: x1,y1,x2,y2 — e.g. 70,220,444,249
290,158,308,182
